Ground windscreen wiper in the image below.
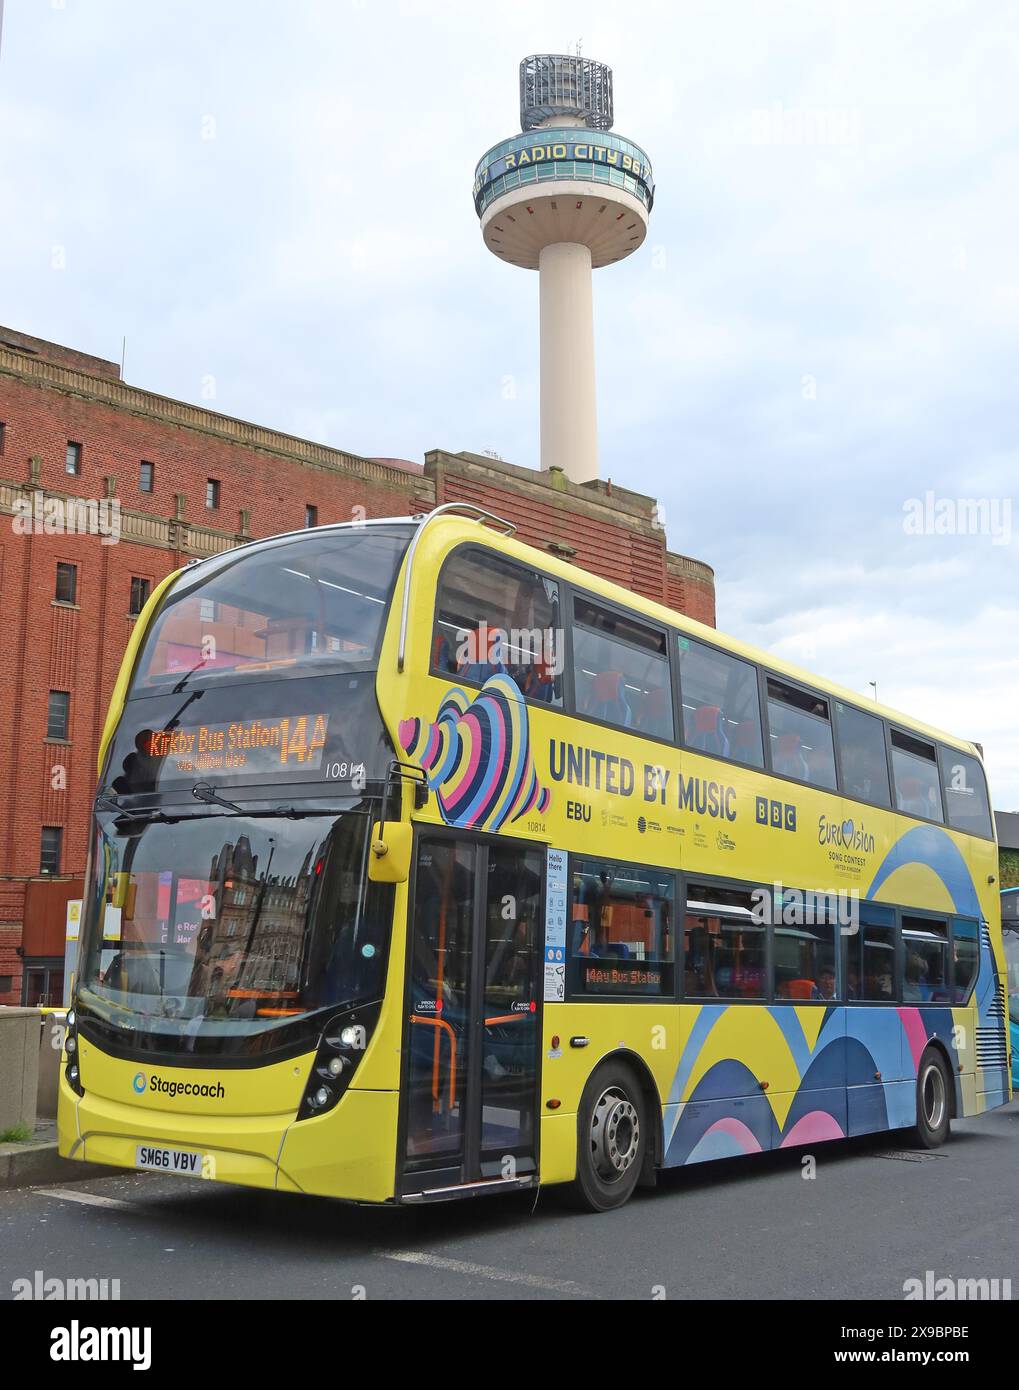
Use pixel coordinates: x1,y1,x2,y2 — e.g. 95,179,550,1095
171,659,208,694
192,782,243,812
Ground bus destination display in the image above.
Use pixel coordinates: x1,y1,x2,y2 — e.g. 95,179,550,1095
143,713,330,777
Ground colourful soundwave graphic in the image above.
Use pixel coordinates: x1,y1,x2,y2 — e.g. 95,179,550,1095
399,674,551,832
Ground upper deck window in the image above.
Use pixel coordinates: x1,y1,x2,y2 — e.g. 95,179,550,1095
572,597,673,739
433,548,562,706
765,678,837,791
678,637,764,767
131,527,412,692
890,729,944,823
834,701,891,807
938,747,993,839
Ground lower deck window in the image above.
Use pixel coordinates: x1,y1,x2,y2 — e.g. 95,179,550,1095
902,916,950,1003
684,883,766,999
569,858,674,996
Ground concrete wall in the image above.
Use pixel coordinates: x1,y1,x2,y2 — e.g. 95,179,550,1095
36,1012,67,1121
0,1007,41,1132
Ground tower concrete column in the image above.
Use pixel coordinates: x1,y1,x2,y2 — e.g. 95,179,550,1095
474,54,654,486
538,242,597,484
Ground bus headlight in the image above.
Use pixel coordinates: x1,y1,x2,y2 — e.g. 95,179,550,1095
64,1009,85,1097
296,1002,379,1122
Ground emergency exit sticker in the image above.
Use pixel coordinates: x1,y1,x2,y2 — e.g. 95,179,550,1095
544,848,568,1002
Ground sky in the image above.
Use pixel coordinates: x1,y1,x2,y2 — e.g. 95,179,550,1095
1,0,1016,805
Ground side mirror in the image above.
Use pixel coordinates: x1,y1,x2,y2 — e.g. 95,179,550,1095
367,821,413,884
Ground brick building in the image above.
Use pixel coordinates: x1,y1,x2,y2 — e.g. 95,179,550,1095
0,325,714,1004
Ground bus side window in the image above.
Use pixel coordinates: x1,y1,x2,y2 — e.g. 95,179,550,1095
950,918,979,1003
852,906,897,1002
677,638,765,769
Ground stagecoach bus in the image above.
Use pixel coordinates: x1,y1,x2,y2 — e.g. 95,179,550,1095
58,507,1011,1211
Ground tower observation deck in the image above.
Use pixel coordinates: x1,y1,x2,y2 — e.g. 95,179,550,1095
474,54,654,484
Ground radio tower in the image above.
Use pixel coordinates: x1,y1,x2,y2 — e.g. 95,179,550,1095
473,54,655,484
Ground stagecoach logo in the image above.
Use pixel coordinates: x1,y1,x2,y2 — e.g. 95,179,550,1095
818,815,875,854
130,1072,225,1100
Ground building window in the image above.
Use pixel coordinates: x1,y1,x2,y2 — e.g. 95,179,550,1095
0,976,12,995
40,826,63,876
305,504,318,528
65,441,82,475
569,857,675,996
938,747,992,839
678,637,764,767
206,478,221,509
139,461,154,493
0,421,6,455
199,598,216,623
766,678,837,790
834,701,890,807
433,547,563,706
55,562,78,605
47,690,70,740
890,729,943,822
572,596,672,737
129,576,151,616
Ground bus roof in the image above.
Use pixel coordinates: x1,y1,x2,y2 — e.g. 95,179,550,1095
159,511,985,763
411,513,986,762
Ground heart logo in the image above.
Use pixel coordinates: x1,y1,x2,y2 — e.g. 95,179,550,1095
841,820,854,843
400,674,550,831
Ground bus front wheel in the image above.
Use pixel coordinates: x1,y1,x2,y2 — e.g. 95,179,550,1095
569,1061,647,1212
913,1049,951,1149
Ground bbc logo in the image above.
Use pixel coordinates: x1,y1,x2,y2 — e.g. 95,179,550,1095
756,796,796,832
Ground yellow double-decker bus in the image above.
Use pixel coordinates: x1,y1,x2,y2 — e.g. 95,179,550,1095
58,506,1011,1211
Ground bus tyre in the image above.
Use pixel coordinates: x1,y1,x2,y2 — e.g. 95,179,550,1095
570,1061,647,1212
914,1049,951,1149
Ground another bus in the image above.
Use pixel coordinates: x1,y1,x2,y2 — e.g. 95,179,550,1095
1003,887,1019,1089
58,507,1011,1211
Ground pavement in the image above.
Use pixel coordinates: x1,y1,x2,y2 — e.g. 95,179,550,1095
1,1100,1016,1300
0,1120,114,1191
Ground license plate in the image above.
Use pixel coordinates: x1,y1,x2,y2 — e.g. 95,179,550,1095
135,1144,203,1176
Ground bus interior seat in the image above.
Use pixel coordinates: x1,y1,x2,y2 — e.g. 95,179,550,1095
731,720,759,760
690,704,730,756
774,733,809,780
587,671,633,727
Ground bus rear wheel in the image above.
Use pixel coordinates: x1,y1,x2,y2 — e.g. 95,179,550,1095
570,1061,647,1212
913,1049,951,1149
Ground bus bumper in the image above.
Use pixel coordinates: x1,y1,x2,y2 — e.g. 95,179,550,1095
58,1069,400,1203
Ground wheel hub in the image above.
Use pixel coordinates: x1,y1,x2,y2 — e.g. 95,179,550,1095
590,1086,640,1182
922,1063,946,1130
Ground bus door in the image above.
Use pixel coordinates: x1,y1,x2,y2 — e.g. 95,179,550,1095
402,835,544,1195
